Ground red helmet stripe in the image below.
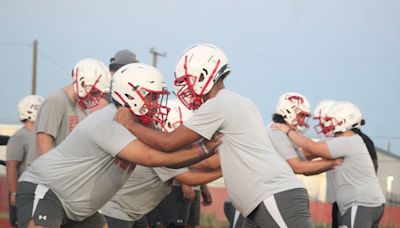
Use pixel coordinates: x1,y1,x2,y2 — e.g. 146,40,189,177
200,59,220,95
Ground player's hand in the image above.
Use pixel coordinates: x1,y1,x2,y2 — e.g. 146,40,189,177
204,132,223,154
10,193,16,207
201,184,212,206
182,184,195,201
333,158,344,167
270,123,291,133
114,107,138,126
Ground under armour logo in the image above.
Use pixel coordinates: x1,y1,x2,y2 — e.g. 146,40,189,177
38,215,47,220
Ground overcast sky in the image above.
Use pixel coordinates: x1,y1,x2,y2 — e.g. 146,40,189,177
0,0,399,155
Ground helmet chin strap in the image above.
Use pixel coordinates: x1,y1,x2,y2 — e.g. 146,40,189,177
138,115,152,126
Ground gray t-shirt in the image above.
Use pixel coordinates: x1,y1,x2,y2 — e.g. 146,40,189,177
19,104,136,221
327,134,385,215
6,127,34,176
100,166,187,221
28,88,87,163
184,89,304,216
265,123,306,161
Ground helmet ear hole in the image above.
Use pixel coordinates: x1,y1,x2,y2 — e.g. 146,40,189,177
199,73,205,83
125,94,134,100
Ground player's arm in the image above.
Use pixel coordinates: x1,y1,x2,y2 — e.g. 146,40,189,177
200,184,213,206
286,157,342,176
174,168,222,186
299,148,319,160
271,123,333,159
36,132,54,155
189,154,220,171
117,134,222,169
115,107,201,152
6,160,19,206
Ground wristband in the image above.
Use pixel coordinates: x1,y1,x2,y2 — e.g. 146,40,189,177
286,128,295,137
197,142,210,156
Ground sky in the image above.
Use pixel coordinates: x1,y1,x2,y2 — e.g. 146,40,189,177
0,0,399,155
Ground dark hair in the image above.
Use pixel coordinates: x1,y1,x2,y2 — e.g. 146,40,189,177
272,113,286,124
109,63,124,72
351,120,377,161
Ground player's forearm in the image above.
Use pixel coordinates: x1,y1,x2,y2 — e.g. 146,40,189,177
286,130,332,159
124,121,178,152
177,169,222,186
295,160,335,176
189,154,220,171
6,161,19,193
165,145,216,169
37,133,54,155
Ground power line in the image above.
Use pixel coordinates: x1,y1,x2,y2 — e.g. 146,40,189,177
38,50,69,73
0,41,31,47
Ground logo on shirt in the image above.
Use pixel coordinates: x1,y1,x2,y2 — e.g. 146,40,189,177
38,215,47,220
113,157,135,173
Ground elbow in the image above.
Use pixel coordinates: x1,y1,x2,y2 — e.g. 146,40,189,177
291,164,306,175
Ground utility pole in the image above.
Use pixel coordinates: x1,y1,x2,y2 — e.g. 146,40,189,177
31,39,38,95
150,47,166,67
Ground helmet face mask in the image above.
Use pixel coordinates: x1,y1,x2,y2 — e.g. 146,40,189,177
320,101,362,136
313,100,337,136
174,44,231,110
112,63,170,127
276,92,311,131
73,58,111,109
174,74,203,110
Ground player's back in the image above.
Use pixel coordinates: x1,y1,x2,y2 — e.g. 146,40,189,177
184,88,304,216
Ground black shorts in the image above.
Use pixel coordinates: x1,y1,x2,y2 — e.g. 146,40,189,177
104,215,148,228
17,181,106,228
146,186,200,226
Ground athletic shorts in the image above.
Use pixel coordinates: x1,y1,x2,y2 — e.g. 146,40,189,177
104,215,148,228
244,188,313,228
16,181,106,228
337,204,384,228
146,185,199,226
187,189,200,226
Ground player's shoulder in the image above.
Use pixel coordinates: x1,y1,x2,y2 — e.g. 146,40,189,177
45,88,69,103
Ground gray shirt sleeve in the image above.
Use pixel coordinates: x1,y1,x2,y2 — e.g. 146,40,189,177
35,95,66,138
266,126,299,160
183,99,224,140
91,120,136,157
327,136,352,158
153,167,189,182
6,132,25,161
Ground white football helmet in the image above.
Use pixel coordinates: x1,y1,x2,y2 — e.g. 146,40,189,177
174,44,231,110
17,95,44,121
276,92,311,130
324,101,363,135
163,99,193,133
72,58,111,109
313,99,337,135
111,63,170,126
